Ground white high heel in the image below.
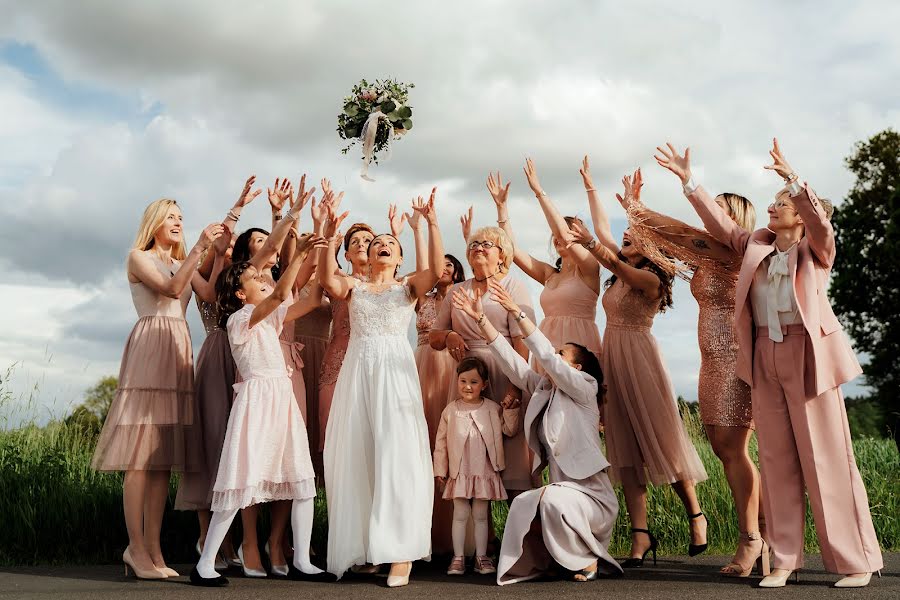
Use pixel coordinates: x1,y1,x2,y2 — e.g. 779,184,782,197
237,545,267,578
195,540,227,571
758,569,799,588
834,571,880,588
264,542,289,577
386,561,411,588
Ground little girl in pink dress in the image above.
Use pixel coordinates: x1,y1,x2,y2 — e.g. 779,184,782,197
433,356,520,576
191,234,332,586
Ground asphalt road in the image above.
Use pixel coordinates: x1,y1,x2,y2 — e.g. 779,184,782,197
1,554,897,599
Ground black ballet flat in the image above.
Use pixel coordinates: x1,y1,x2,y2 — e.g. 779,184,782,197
688,512,708,557
288,564,338,582
189,566,229,587
621,528,658,568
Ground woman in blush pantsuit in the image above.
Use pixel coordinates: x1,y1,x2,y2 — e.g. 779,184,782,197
657,139,883,588
452,280,622,584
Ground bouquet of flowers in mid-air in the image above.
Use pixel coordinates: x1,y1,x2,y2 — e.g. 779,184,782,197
337,78,414,180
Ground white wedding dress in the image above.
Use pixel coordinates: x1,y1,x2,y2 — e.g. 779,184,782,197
324,281,434,578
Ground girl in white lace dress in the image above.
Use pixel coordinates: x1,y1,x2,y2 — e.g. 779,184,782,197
317,191,445,587
191,233,331,586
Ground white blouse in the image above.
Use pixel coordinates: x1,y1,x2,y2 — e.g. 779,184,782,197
750,244,802,342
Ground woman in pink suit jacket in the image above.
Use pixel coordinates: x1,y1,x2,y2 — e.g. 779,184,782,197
656,139,882,589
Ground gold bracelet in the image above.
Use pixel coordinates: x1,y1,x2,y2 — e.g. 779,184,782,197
497,219,508,225
585,187,596,192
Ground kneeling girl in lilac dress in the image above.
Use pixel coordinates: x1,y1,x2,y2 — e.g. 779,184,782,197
190,233,331,586
452,279,623,584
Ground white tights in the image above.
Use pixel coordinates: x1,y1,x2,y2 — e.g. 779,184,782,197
196,498,320,579
452,498,489,558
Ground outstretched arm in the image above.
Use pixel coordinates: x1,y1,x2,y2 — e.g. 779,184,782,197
250,234,325,329
316,205,354,299
487,171,557,284
252,176,315,271
581,156,619,253
407,188,444,298
128,223,224,299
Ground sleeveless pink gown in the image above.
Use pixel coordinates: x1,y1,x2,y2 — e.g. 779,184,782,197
538,272,602,373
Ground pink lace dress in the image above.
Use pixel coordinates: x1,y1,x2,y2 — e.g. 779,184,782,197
318,292,350,451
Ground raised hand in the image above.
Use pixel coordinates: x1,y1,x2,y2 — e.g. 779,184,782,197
579,155,595,190
295,233,329,257
288,182,316,220
197,223,225,250
460,205,473,241
388,203,408,237
523,157,544,196
410,187,438,226
320,177,333,196
268,177,292,213
567,219,595,248
654,143,692,185
486,171,510,208
405,196,425,231
487,278,520,315
236,175,262,207
324,203,350,238
763,138,796,181
615,168,643,208
451,287,484,321
213,227,233,255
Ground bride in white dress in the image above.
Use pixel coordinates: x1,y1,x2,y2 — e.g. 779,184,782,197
317,190,444,587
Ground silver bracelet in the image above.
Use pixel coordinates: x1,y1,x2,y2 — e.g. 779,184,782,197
585,187,596,192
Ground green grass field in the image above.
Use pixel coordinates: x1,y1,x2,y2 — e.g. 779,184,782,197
1,400,897,566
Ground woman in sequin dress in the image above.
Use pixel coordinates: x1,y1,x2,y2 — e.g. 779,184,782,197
620,167,764,576
568,173,709,566
487,161,603,373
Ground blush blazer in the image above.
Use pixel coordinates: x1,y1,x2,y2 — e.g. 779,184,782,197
488,328,610,481
432,399,520,479
687,184,861,397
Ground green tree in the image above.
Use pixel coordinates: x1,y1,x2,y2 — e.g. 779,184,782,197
81,375,118,423
831,129,900,444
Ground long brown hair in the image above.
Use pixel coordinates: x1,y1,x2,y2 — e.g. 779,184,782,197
604,254,674,313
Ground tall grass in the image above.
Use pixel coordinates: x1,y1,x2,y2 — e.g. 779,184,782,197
1,387,898,565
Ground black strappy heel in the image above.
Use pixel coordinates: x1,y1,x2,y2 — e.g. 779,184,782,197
688,512,708,557
621,528,658,568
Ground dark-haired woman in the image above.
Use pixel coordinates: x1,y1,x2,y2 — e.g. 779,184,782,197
489,160,602,373
452,279,622,584
569,174,708,567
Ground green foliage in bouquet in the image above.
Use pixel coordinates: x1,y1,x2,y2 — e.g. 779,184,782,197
337,78,414,162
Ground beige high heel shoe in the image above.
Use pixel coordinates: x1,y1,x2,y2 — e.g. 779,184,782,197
721,532,770,578
123,547,167,580
834,571,880,588
386,561,412,588
758,568,799,588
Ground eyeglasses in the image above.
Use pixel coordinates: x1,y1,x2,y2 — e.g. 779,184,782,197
468,240,496,250
769,198,795,211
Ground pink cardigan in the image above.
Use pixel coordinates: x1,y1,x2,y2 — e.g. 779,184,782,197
687,184,862,397
432,399,520,479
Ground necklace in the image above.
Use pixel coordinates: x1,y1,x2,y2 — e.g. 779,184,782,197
474,270,498,283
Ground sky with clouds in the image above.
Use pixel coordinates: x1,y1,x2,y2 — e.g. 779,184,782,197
1,0,897,424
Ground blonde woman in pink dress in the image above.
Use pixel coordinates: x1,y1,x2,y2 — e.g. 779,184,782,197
620,168,767,577
567,177,708,567
488,161,602,369
191,232,332,586
91,199,224,580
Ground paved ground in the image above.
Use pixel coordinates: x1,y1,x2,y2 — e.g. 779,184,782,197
1,555,896,599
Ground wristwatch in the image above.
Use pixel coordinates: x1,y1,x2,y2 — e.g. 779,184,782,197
585,238,597,250
514,310,527,322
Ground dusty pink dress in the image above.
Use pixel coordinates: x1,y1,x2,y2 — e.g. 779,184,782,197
293,281,331,476
318,291,351,451
434,274,535,492
175,299,238,509
601,280,708,486
439,401,508,501
279,295,307,423
414,292,456,553
212,302,316,511
92,254,197,472
538,272,602,372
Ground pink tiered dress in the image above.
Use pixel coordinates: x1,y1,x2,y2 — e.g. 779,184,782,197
92,253,197,472
538,272,602,373
211,302,316,511
175,298,238,509
601,279,708,485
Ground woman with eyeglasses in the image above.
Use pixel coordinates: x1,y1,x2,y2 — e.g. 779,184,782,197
431,226,537,497
486,160,602,377
656,139,882,589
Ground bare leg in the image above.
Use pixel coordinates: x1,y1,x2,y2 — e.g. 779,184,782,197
671,479,707,547
123,470,156,571
620,468,650,558
240,504,264,571
144,470,172,569
268,500,292,568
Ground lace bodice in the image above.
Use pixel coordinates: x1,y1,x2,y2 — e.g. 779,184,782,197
349,281,415,340
416,293,441,346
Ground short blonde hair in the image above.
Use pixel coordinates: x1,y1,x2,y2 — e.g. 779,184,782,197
719,193,756,232
467,226,513,272
820,198,834,220
132,198,186,260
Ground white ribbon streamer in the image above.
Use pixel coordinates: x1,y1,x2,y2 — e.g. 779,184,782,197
359,111,393,182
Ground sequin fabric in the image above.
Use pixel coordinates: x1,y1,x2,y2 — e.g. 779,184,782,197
196,298,220,334
416,293,441,347
626,204,753,428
